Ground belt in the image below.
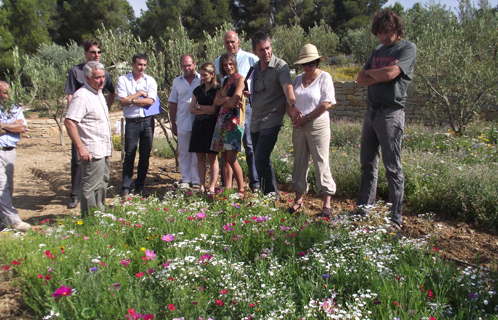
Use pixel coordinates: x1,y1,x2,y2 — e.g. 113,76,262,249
196,114,217,120
0,147,15,151
126,116,152,123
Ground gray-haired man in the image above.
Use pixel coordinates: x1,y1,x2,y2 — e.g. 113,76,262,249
64,61,112,216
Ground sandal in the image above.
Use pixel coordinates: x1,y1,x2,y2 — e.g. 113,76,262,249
317,207,332,220
238,190,245,199
287,200,303,214
388,220,402,233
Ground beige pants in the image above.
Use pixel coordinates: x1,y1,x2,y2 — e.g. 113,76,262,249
292,116,336,196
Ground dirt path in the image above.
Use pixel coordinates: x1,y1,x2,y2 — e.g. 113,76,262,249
1,136,498,319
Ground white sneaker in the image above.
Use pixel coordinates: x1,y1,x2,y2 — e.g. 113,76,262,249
12,221,31,232
179,182,190,189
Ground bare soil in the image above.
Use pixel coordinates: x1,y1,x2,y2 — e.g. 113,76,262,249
1,136,498,319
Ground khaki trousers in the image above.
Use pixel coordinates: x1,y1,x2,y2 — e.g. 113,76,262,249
292,116,336,196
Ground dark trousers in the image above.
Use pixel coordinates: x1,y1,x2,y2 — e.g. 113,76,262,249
122,117,154,192
251,126,281,198
70,143,81,201
357,106,405,226
243,104,260,189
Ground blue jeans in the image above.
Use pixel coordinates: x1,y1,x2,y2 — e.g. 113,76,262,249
251,126,280,198
357,106,404,226
243,104,259,189
122,117,154,192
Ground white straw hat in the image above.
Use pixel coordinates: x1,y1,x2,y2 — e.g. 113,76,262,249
294,44,326,65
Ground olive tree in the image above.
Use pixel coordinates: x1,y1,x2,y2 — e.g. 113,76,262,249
406,0,498,135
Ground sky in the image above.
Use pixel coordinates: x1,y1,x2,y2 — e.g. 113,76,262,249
127,0,498,17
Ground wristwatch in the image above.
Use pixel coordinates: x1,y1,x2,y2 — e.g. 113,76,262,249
197,104,201,110
305,114,311,122
131,99,135,105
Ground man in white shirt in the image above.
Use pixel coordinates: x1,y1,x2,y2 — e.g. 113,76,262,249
117,53,158,197
168,54,201,188
65,61,113,216
0,81,31,231
215,31,260,193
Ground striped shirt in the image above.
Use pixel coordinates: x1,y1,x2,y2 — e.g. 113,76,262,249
65,82,112,159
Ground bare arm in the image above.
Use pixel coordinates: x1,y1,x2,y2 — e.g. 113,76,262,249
190,93,217,116
213,89,229,107
107,93,115,110
0,119,26,134
67,94,73,108
64,118,91,162
282,82,296,107
293,102,332,128
224,76,245,109
169,102,178,136
356,60,401,86
119,91,153,107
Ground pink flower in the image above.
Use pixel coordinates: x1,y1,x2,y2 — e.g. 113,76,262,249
428,289,435,299
145,249,156,260
196,212,207,220
143,314,154,320
44,250,56,259
168,304,175,311
199,254,213,264
216,299,223,306
136,272,145,278
51,285,72,300
220,289,228,294
120,259,131,267
162,234,176,242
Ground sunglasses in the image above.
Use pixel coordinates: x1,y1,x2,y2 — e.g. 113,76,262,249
302,62,317,67
89,50,102,55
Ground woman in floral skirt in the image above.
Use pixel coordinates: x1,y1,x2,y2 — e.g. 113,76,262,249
211,53,245,198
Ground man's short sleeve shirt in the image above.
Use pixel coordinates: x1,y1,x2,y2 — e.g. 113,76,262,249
168,72,201,131
65,82,112,159
364,39,417,109
116,73,158,119
64,63,115,96
250,54,292,132
0,106,26,147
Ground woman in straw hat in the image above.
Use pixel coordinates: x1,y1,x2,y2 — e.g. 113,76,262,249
287,44,337,219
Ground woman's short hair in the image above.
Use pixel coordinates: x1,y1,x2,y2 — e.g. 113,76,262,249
199,62,218,87
219,53,238,77
371,9,404,38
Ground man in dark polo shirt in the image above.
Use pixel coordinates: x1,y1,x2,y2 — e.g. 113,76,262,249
354,9,417,231
249,31,298,199
64,39,115,209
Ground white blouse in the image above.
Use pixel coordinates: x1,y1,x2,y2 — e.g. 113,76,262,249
293,71,336,121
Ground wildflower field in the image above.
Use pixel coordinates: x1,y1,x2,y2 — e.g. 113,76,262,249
2,120,498,319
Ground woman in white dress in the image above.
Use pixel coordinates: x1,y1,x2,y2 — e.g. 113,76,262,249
287,44,337,218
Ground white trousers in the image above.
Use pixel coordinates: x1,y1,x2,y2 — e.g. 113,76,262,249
178,128,199,184
0,149,21,227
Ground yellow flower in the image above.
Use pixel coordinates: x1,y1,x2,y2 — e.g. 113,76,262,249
436,146,440,149
60,246,65,250
140,247,146,252
146,236,152,240
58,222,63,226
77,221,83,225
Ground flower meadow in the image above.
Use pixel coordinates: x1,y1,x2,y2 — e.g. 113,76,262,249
268,120,498,229
2,190,498,319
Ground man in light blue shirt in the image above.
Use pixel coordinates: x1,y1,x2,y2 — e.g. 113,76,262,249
0,81,30,231
215,31,260,193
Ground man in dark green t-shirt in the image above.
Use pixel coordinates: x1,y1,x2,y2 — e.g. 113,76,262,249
354,9,417,231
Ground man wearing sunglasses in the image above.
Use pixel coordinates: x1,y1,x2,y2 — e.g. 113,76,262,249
64,39,115,210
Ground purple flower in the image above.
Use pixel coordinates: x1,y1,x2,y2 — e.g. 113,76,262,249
322,274,330,278
120,259,131,267
113,283,121,290
469,293,478,299
90,267,98,273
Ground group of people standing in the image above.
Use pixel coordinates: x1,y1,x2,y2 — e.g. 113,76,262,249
0,9,415,233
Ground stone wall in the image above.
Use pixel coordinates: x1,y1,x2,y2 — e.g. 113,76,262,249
330,81,497,122
331,81,426,121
